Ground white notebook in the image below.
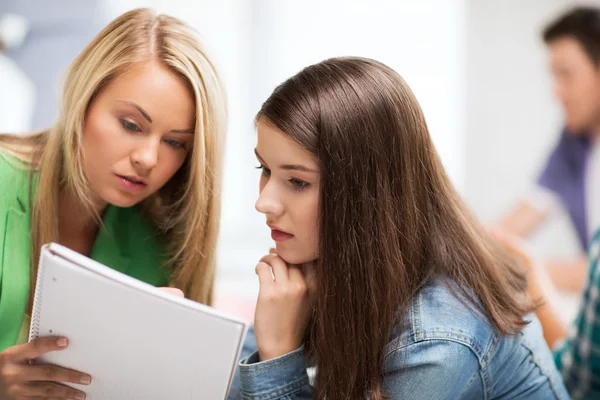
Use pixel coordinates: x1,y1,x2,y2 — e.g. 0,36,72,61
29,243,248,400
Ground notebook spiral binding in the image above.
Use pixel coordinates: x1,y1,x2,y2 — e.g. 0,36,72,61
28,245,49,342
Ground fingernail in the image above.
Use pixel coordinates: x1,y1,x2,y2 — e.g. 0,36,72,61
75,393,86,400
57,338,68,347
80,375,91,385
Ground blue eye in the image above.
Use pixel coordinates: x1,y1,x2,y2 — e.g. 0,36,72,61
164,139,186,149
120,119,141,132
289,178,309,191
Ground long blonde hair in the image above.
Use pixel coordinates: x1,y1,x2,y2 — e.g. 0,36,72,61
0,8,227,306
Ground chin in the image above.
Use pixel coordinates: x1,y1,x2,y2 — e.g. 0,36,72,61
102,191,144,209
109,199,140,208
565,124,587,134
275,246,316,265
565,117,593,135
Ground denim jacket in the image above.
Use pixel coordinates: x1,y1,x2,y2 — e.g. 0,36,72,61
229,278,568,399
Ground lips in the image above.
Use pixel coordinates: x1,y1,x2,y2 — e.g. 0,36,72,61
117,175,146,185
116,174,148,191
270,227,294,242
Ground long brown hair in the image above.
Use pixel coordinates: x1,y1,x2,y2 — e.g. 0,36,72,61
257,57,536,400
0,8,227,308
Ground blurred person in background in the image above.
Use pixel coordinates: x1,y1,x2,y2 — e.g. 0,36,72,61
0,0,110,131
495,6,600,295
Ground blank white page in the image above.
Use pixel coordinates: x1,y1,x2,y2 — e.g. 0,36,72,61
29,243,248,400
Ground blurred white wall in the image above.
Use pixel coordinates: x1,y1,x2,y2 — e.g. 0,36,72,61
0,54,34,132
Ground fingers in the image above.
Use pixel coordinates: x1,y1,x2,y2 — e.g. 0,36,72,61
256,249,308,291
16,381,87,399
0,339,90,400
256,255,308,300
5,337,69,363
12,364,91,385
260,254,289,282
158,287,185,297
256,262,275,289
253,252,312,362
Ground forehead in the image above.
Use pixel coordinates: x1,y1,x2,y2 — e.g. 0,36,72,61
549,37,595,66
95,62,195,123
256,120,318,168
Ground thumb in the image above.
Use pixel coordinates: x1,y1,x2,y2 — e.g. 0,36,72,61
158,287,185,297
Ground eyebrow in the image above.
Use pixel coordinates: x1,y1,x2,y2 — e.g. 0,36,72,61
254,149,318,173
118,101,194,134
170,128,195,134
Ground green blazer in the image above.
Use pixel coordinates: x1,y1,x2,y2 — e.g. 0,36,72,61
0,150,170,351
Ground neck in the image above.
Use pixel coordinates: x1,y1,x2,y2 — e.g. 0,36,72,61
58,187,107,237
588,117,600,139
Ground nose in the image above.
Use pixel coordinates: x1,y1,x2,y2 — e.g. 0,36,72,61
255,180,284,217
131,137,159,174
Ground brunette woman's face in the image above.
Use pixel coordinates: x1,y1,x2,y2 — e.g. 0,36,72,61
254,119,320,265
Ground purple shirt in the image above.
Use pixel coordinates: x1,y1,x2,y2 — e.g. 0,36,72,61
537,129,591,251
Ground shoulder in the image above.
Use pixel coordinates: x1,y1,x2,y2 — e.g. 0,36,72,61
381,279,568,398
548,128,591,158
385,278,495,364
382,323,481,398
380,279,492,396
0,148,31,179
0,149,33,208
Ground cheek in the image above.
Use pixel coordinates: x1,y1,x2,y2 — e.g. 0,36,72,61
303,193,320,242
81,118,109,175
592,78,600,102
577,86,600,115
307,201,320,259
82,111,123,160
154,148,189,184
574,72,599,97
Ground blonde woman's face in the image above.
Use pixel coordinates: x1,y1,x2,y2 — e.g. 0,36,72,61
82,61,195,208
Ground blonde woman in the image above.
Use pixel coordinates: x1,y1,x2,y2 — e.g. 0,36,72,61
0,8,226,399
